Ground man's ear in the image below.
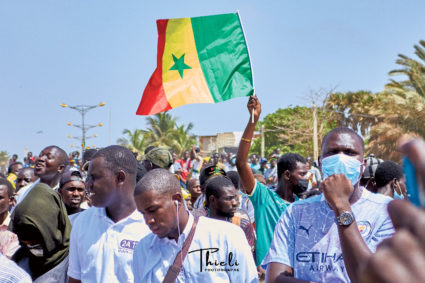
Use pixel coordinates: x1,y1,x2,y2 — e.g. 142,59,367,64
283,170,291,181
208,195,215,207
57,164,66,174
171,193,183,204
116,170,126,186
390,178,398,189
9,195,16,207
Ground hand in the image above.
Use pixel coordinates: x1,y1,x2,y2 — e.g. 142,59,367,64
358,200,425,282
247,95,261,122
320,174,353,213
257,265,266,280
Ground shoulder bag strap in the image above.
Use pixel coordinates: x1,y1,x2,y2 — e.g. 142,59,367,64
162,217,199,283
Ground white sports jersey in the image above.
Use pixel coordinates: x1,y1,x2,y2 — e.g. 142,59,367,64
263,188,394,283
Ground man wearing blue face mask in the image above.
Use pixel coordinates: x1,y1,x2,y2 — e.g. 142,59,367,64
374,161,407,199
264,127,394,283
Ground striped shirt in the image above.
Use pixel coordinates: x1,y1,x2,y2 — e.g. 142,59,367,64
0,253,31,283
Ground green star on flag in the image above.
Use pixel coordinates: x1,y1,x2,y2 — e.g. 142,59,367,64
169,53,191,78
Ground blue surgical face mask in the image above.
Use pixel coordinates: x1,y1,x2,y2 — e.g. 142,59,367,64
321,154,363,186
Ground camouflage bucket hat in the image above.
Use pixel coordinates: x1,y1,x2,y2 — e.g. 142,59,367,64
145,147,173,169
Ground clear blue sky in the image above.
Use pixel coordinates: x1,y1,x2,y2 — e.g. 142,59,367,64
1,0,425,159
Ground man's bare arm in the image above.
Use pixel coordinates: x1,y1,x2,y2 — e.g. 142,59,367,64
236,95,261,195
266,262,311,283
321,174,374,283
69,278,82,283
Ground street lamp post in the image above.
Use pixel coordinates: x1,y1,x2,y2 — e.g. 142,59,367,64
61,102,105,152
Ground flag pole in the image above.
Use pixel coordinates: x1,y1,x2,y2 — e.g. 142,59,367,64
237,10,256,124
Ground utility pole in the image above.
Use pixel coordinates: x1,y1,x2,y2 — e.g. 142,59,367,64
312,103,318,162
261,124,265,158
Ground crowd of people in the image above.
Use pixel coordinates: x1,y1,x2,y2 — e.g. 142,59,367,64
1,95,425,282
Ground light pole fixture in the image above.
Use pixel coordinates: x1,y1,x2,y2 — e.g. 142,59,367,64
61,102,105,152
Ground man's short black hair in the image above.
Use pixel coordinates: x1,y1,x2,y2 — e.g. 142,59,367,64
135,168,180,196
277,153,306,179
44,145,69,167
8,162,23,174
226,171,240,189
82,148,98,164
136,162,148,183
322,127,365,152
205,176,234,206
374,161,404,188
0,178,14,197
93,145,137,176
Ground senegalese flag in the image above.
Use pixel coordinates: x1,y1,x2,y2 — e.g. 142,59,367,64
136,12,254,115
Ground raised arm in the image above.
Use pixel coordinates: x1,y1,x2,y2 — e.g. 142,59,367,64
236,95,261,195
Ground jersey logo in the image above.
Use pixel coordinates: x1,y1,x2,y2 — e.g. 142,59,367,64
299,225,313,237
357,221,372,237
119,239,138,250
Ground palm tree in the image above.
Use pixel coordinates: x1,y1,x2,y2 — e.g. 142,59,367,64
387,40,425,99
145,112,177,147
117,129,149,156
325,91,378,137
171,123,196,156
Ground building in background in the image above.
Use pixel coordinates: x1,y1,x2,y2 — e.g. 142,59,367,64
199,132,260,155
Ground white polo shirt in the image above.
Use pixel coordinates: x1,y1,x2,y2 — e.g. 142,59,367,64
132,214,259,283
68,207,150,282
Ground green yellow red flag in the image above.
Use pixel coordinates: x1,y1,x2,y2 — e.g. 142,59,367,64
136,12,254,115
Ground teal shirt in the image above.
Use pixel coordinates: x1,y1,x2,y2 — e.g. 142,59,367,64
249,180,289,265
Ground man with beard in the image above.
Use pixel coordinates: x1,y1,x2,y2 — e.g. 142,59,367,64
236,96,309,266
204,176,255,256
132,169,258,282
68,145,150,283
13,146,68,207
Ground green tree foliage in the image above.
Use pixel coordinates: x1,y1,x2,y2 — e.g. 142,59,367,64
117,112,196,157
145,112,178,147
387,40,425,98
0,151,9,175
251,106,335,158
117,129,149,157
323,40,425,161
325,91,378,137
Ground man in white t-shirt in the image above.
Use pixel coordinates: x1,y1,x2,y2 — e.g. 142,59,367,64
133,169,258,283
264,127,394,283
68,145,150,283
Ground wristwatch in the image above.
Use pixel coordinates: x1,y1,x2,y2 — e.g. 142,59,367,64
336,211,355,226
